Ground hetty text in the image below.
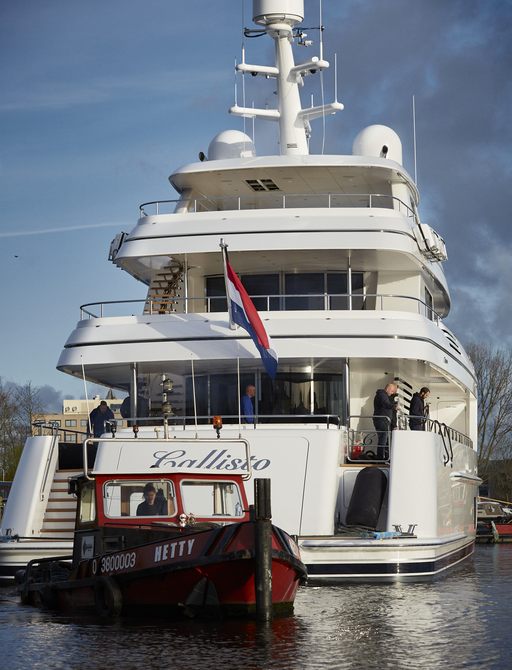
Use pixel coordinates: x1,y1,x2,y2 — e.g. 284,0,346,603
154,538,196,563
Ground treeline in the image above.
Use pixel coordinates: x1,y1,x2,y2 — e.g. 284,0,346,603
467,344,512,499
0,380,44,481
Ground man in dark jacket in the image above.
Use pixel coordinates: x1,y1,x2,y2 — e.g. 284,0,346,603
409,387,430,430
373,383,398,459
136,483,167,516
89,400,115,438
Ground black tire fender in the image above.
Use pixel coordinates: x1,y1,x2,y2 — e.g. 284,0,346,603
94,576,123,617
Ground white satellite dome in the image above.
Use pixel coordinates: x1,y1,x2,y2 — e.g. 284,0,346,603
352,125,403,165
208,130,255,161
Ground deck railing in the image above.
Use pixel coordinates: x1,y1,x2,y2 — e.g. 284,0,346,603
138,192,417,219
347,414,472,464
80,292,442,323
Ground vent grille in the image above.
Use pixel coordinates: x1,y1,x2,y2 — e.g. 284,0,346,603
245,178,280,192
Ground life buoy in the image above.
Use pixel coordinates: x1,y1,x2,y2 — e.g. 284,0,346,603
94,576,123,617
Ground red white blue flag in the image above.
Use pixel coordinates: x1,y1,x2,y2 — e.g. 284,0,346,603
222,248,278,379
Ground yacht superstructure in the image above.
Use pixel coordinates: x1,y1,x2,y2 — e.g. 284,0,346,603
1,0,479,581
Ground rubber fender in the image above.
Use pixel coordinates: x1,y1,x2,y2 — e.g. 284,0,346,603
346,467,388,529
94,576,123,617
40,585,58,609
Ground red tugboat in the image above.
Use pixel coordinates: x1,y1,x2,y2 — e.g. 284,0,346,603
17,432,306,618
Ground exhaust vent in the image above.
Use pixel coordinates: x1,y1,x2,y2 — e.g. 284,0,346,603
245,178,280,192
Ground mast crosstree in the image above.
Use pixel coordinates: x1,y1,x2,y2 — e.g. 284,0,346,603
230,0,343,156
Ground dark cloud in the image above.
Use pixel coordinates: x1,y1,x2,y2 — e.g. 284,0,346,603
37,385,64,412
314,0,512,347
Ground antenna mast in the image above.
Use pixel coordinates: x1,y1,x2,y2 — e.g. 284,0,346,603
230,0,343,156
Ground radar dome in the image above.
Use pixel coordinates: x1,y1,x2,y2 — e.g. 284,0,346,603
352,125,402,165
253,0,304,26
208,130,255,161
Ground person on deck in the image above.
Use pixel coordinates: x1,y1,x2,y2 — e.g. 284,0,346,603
241,384,256,424
373,383,398,459
89,400,115,438
409,387,430,431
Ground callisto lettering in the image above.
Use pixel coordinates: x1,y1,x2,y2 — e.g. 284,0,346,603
151,449,270,472
154,538,196,563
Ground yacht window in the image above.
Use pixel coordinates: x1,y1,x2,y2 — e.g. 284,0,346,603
235,274,280,310
185,373,255,419
327,273,364,310
205,272,364,312
205,276,227,312
103,480,176,518
285,273,324,310
183,366,345,424
181,480,244,518
206,274,279,312
260,370,344,421
425,287,434,321
79,480,96,524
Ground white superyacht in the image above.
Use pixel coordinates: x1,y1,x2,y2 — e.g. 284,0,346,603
1,0,480,581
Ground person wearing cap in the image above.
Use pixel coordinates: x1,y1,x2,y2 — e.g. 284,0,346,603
136,483,167,516
89,400,115,438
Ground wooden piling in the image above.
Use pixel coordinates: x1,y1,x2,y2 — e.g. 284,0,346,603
254,477,272,621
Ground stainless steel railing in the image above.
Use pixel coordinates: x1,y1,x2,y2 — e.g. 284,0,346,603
80,292,442,322
138,192,417,219
347,414,472,464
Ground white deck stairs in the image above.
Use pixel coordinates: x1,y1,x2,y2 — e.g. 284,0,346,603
39,468,80,538
143,264,184,315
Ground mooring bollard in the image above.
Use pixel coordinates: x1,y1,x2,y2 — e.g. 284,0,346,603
254,477,272,621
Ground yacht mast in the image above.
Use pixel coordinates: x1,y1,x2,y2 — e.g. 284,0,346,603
230,0,343,156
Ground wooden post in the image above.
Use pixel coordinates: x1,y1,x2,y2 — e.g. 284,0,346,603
254,478,272,621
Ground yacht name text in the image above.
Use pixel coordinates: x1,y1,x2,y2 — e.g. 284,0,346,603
151,448,270,471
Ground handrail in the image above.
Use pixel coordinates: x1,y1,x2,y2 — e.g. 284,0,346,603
82,414,340,433
80,292,443,323
39,431,59,502
138,192,418,220
348,414,472,462
32,420,88,439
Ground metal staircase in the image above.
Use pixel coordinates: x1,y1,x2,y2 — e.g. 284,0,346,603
143,263,184,314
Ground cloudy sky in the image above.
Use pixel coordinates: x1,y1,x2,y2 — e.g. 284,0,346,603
0,0,510,408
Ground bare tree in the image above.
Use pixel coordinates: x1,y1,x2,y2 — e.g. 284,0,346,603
467,343,512,478
0,380,45,480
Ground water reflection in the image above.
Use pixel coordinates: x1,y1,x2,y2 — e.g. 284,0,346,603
0,546,511,670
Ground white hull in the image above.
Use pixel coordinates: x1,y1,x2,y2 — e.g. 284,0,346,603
0,538,72,580
301,533,474,582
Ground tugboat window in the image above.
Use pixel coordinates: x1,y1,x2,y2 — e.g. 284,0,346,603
181,480,244,518
103,480,176,518
79,480,96,524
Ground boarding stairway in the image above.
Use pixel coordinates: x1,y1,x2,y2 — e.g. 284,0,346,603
143,264,184,314
39,468,80,537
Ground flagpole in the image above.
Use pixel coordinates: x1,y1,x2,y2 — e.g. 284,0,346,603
191,358,198,438
81,355,92,436
220,238,236,330
237,356,242,435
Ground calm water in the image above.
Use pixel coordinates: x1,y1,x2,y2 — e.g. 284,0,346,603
1,545,511,670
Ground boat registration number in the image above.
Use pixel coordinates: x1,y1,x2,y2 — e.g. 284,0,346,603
93,551,137,575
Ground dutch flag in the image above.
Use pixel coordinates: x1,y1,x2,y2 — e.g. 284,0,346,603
224,254,278,379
